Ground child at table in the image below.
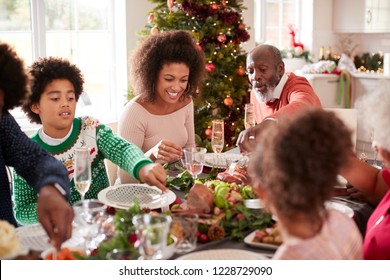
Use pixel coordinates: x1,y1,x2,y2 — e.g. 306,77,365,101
0,42,73,249
248,108,363,259
12,57,167,225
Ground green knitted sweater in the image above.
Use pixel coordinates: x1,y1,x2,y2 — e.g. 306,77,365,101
12,116,152,225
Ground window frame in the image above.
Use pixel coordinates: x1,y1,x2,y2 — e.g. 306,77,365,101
254,0,302,49
3,0,127,130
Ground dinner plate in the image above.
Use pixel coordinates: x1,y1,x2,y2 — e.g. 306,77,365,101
244,199,264,209
16,224,83,252
176,249,268,260
98,184,176,210
325,201,354,218
243,230,279,250
204,153,245,169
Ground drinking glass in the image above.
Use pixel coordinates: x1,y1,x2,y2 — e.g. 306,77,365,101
74,147,91,201
183,147,207,179
73,199,108,255
132,213,172,260
171,213,198,254
244,103,256,129
211,119,224,154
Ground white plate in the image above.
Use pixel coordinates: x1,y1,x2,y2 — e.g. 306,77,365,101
97,184,176,210
244,199,264,209
244,230,279,250
176,248,268,260
204,153,245,169
325,201,354,218
16,224,83,252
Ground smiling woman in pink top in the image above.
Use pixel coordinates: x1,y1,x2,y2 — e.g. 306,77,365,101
118,30,206,184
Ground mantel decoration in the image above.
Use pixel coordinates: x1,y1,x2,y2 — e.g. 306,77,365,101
280,24,311,72
129,0,251,151
354,52,384,73
280,24,311,60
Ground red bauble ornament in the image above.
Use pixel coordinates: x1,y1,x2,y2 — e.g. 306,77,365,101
205,128,212,138
148,13,154,23
224,96,233,106
210,3,218,11
237,66,245,77
205,63,216,72
150,26,160,35
238,23,246,30
217,34,226,43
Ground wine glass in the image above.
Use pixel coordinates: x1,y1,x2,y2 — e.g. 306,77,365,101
244,103,256,129
132,213,172,260
183,147,207,180
74,147,91,201
73,199,108,255
370,132,381,168
211,119,224,167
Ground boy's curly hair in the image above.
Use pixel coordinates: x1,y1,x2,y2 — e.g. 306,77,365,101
249,109,352,223
22,57,84,124
0,42,29,112
130,30,206,102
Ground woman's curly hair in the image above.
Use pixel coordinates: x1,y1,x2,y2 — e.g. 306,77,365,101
249,109,352,223
22,57,84,124
130,30,206,102
0,42,29,112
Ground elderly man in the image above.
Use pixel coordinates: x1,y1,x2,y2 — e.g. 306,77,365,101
237,44,321,153
0,42,73,250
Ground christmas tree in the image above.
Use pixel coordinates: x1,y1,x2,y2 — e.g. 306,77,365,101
135,0,250,151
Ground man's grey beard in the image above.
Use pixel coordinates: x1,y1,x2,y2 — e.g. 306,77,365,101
254,85,276,103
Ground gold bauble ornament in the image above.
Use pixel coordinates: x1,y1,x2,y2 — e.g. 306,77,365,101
150,26,160,35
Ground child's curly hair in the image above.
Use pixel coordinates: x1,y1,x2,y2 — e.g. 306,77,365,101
22,57,84,124
0,42,29,112
249,109,352,223
130,30,206,102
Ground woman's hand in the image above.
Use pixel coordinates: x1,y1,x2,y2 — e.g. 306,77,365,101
153,140,183,163
138,163,167,191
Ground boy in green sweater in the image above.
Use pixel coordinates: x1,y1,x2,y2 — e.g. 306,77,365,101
13,57,167,225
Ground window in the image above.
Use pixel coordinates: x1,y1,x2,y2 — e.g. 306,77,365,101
0,0,127,129
254,0,300,49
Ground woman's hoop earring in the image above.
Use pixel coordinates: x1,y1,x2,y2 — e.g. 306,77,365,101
184,83,191,94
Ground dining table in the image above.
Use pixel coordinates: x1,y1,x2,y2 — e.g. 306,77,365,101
11,150,378,260
164,148,376,260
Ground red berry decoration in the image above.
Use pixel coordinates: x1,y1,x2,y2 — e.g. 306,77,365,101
198,233,209,243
